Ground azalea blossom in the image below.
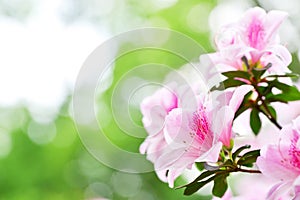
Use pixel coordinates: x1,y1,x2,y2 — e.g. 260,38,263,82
140,81,251,187
256,115,300,199
205,7,292,74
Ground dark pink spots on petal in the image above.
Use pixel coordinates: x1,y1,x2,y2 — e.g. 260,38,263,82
288,131,300,169
247,18,265,49
190,108,210,142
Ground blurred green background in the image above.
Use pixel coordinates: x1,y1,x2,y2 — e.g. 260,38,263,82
1,0,300,199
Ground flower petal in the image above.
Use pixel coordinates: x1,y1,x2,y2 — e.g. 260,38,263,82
262,45,292,73
257,145,299,181
228,85,253,112
212,106,234,147
264,10,288,43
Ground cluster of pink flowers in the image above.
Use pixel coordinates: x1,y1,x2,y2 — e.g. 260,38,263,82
140,82,250,187
139,6,300,199
207,7,291,74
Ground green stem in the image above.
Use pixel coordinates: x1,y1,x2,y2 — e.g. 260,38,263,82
234,167,261,174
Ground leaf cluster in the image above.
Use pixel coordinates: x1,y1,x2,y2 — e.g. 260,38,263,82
178,145,260,197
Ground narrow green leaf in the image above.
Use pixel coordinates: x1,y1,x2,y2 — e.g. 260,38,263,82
258,104,277,120
212,173,229,198
267,105,277,120
184,182,207,195
250,108,261,135
237,150,260,166
265,73,299,78
184,175,215,195
191,170,219,183
232,145,251,161
270,80,290,91
265,80,300,102
177,170,220,189
271,93,300,102
265,94,288,103
270,80,300,101
256,86,269,96
211,78,246,91
252,68,267,79
234,91,253,119
222,71,251,80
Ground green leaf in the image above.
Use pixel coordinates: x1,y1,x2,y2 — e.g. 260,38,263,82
211,78,246,91
237,150,260,166
265,94,288,103
270,92,300,102
256,86,270,96
250,108,261,135
267,105,277,120
265,80,300,102
265,73,299,78
184,182,206,195
191,170,219,183
232,145,251,161
252,68,267,79
184,175,215,195
195,162,205,171
212,173,229,198
177,170,220,189
222,71,251,80
234,91,253,119
274,82,295,93
258,104,277,120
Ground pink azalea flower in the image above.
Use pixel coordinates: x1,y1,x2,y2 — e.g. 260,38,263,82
206,7,291,73
256,115,300,199
139,85,178,163
140,82,251,187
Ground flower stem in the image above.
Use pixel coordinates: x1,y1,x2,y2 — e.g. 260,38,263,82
234,167,261,174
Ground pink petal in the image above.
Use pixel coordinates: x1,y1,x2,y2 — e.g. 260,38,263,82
154,148,199,187
206,52,239,72
293,176,300,198
212,106,234,147
154,147,188,170
215,25,240,50
140,87,178,135
242,7,267,49
293,115,300,133
262,45,292,73
139,133,167,163
155,168,168,183
267,181,293,200
243,7,267,22
196,141,223,163
278,124,294,146
228,85,253,112
163,108,194,147
257,145,299,181
264,10,288,44
166,167,185,188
